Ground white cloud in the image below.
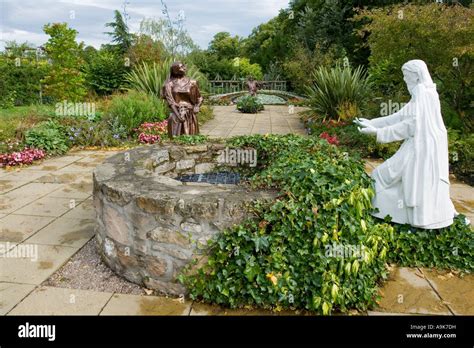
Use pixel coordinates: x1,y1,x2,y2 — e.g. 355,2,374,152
0,0,290,49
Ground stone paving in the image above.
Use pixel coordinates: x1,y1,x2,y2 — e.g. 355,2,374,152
1,105,473,315
200,105,307,138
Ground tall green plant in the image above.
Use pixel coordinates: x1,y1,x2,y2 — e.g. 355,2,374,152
42,23,86,102
126,58,208,98
106,91,167,133
306,65,372,121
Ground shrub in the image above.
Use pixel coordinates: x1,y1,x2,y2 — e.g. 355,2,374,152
237,95,264,113
106,91,167,134
180,135,392,314
25,120,69,155
179,134,473,315
356,3,474,130
306,64,372,121
57,114,129,148
198,104,214,126
448,129,474,185
84,49,129,95
172,134,209,145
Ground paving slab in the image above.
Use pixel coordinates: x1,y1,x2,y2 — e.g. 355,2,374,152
0,282,36,315
0,215,55,243
374,267,451,315
0,170,50,182
0,243,78,284
189,302,301,316
0,194,39,215
8,286,112,315
27,217,94,248
421,268,474,315
0,180,29,194
60,199,94,220
100,294,191,315
45,181,93,200
34,172,89,184
201,105,306,138
57,163,96,173
14,197,77,217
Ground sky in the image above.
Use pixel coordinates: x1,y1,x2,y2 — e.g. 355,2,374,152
0,0,290,50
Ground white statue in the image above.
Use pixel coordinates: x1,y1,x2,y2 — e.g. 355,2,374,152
355,59,458,229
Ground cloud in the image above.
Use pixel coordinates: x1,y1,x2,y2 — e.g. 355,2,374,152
0,0,290,50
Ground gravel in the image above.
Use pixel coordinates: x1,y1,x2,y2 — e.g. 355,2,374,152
43,237,145,295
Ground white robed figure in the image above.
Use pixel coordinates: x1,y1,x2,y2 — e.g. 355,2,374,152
355,59,456,229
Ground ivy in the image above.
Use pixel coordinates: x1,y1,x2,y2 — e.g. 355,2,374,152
179,134,473,315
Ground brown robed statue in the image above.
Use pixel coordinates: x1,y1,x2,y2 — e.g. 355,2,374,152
246,76,260,97
161,62,203,137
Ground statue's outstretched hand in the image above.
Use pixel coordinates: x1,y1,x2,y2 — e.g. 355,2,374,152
358,125,377,136
354,118,372,128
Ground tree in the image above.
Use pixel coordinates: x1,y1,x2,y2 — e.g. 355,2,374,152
42,23,86,102
357,3,473,129
84,49,128,95
209,32,243,60
127,34,165,66
105,10,132,55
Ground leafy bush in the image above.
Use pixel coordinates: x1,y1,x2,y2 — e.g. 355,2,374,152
305,119,399,160
388,217,473,271
171,134,209,145
179,134,473,315
180,135,393,314
356,3,474,130
25,120,69,155
306,64,372,121
236,95,264,113
448,129,474,185
198,105,214,126
106,91,167,134
58,116,127,148
84,49,129,95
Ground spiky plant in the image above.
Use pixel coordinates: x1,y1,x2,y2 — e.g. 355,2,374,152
126,58,208,98
306,65,372,121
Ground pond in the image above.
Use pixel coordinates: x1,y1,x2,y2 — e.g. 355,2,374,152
233,93,287,105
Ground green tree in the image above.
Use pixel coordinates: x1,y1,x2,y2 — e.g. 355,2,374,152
105,10,132,55
356,3,473,129
85,49,128,95
42,23,86,102
209,32,243,60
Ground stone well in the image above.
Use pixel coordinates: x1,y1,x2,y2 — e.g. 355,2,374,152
93,143,276,295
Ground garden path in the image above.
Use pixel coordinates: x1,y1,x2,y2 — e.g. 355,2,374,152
0,105,472,315
201,105,307,138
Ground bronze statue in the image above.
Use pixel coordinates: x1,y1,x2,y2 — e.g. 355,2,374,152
162,62,203,137
246,76,260,97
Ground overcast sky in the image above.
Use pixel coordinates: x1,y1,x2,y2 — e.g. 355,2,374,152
0,0,290,50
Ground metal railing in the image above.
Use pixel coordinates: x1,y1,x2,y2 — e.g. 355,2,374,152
208,80,287,95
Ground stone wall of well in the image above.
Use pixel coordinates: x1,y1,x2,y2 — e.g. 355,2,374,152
93,143,277,295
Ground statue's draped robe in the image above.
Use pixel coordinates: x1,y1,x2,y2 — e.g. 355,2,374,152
371,81,455,229
162,77,202,137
